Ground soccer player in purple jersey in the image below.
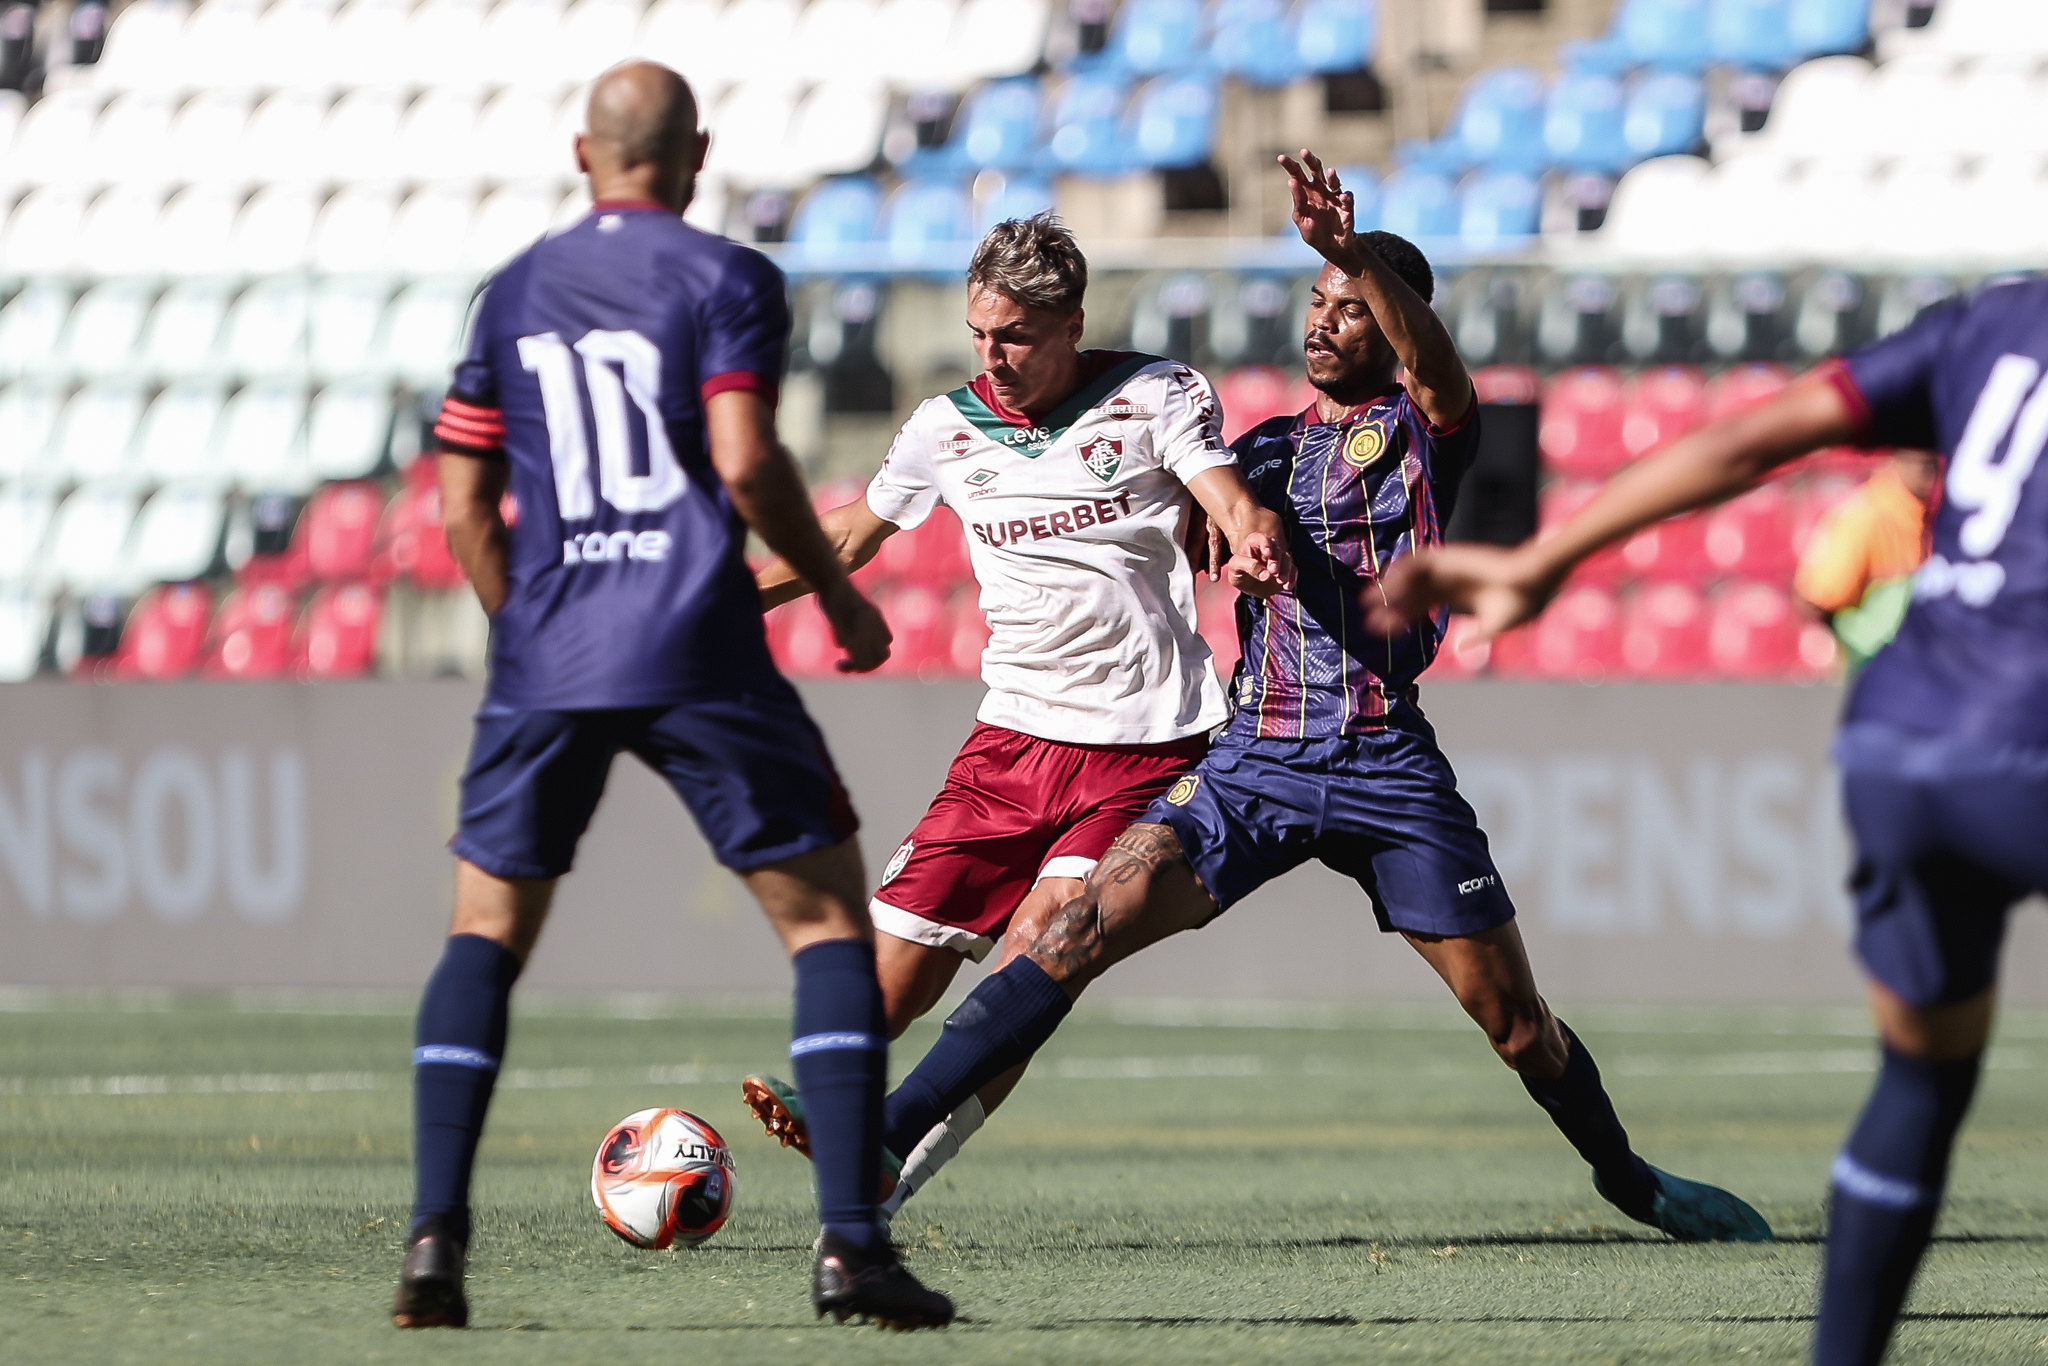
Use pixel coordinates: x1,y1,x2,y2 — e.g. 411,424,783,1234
744,151,1772,1244
391,62,950,1330
1379,274,2048,1365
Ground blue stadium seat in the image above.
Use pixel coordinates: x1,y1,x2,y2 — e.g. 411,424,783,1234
1447,66,1549,174
956,78,1042,173
1624,71,1706,159
1616,0,1713,71
976,176,1056,234
1295,0,1377,74
1788,0,1869,56
1130,75,1218,170
1378,168,1458,243
1544,70,1631,173
883,180,975,266
1710,0,1795,69
1114,0,1205,77
1458,171,1542,249
789,177,884,260
1044,72,1131,175
1211,0,1302,89
1337,164,1382,233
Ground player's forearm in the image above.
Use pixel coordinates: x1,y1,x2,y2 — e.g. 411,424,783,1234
438,450,511,615
754,501,891,609
727,451,858,603
1329,241,1469,418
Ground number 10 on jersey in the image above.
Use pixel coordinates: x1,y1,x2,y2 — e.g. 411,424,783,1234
518,329,690,521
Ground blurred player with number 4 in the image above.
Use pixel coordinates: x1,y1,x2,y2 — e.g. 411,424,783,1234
393,62,951,1330
747,213,1293,1216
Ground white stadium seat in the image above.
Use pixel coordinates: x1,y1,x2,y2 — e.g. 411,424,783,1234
557,0,644,87
389,186,478,273
792,0,879,85
1703,155,1798,262
404,0,492,92
381,280,474,384
703,82,799,190
127,487,227,586
311,185,402,273
138,382,231,489
4,89,101,190
711,0,803,91
1,188,90,275
61,281,156,381
43,487,141,592
54,382,148,489
80,185,168,276
168,91,256,186
0,591,50,678
252,0,340,92
322,87,411,185
0,282,75,381
0,382,63,486
92,0,189,94
557,182,595,228
638,0,729,102
244,90,336,187
223,278,313,378
466,183,558,270
475,87,574,182
398,87,483,183
182,0,267,95
141,283,234,379
784,82,890,182
309,279,394,379
1732,55,1870,163
308,380,394,481
1861,56,1952,164
1596,155,1710,260
948,0,1051,85
90,93,180,189
1945,65,2048,160
221,381,314,494
329,0,416,91
158,186,246,277
1777,161,1878,261
0,487,58,582
482,0,568,88
876,0,958,90
231,186,322,275
0,90,24,158
1883,0,2048,61
1951,155,2048,263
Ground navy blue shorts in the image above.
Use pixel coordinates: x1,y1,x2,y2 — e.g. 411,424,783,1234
452,689,859,880
1838,723,2048,1008
1146,724,1516,938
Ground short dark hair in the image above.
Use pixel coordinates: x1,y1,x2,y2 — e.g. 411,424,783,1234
967,212,1089,314
1359,230,1435,303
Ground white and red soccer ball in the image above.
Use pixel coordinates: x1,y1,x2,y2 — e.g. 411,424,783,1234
591,1108,737,1249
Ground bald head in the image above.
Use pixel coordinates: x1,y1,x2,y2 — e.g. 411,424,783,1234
576,61,707,213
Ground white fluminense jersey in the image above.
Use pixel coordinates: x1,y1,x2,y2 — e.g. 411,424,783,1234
866,351,1235,745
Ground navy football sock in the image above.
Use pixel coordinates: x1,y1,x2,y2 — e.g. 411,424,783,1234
1520,1023,1659,1223
883,957,1071,1159
789,939,890,1257
411,934,523,1239
1813,1047,1982,1366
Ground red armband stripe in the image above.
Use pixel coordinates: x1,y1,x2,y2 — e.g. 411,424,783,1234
440,396,503,421
435,411,505,438
702,370,778,406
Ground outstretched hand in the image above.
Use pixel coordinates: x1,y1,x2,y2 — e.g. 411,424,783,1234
1366,545,1559,640
1278,149,1356,264
1225,531,1297,599
820,579,894,673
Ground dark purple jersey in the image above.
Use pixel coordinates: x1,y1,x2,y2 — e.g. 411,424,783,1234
433,201,790,711
1834,278,2048,748
1226,389,1480,738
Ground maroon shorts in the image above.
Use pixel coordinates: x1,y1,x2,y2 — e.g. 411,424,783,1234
868,722,1209,960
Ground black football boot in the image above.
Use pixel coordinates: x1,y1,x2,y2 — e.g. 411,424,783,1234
391,1213,469,1328
812,1229,954,1329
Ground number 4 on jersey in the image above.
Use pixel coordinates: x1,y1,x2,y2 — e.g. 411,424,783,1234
1948,353,2048,559
517,329,688,519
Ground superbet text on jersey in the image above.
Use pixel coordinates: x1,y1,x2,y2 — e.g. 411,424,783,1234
865,351,1238,746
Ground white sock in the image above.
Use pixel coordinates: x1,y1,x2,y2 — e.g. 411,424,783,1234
880,1093,987,1220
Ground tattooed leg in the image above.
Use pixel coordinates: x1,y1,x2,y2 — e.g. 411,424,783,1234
1021,823,1220,996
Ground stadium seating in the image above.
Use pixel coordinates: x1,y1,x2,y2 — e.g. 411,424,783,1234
298,580,384,678
204,580,298,679
1620,580,1711,678
1527,584,1624,681
111,581,213,680
135,381,230,492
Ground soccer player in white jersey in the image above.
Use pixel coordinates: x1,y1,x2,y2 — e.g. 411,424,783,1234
747,215,1292,1211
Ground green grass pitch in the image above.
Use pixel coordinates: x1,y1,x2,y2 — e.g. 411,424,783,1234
4,992,2047,1365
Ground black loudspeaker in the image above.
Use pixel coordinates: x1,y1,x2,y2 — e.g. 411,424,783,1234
1443,400,1539,547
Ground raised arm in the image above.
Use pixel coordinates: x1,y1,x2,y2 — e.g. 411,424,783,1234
1184,465,1294,597
1369,370,1862,639
706,388,891,672
1280,150,1471,430
439,451,511,616
756,498,898,610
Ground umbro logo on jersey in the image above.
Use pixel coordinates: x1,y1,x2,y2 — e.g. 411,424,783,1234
965,468,997,485
1079,435,1124,483
940,431,977,453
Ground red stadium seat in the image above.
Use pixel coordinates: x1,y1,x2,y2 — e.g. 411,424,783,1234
297,581,383,679
1620,365,1705,461
1485,621,1537,676
872,506,972,589
1528,585,1623,681
872,583,954,680
1217,366,1314,442
111,582,212,680
299,480,385,583
1702,483,1797,580
1539,366,1627,476
1703,362,1790,422
1617,513,1710,582
767,600,842,678
1196,577,1240,676
1430,613,1493,676
1706,581,1805,679
203,582,299,679
376,481,467,590
1620,580,1710,677
1472,364,1539,406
